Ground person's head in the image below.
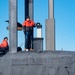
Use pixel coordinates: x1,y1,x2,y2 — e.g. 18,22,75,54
26,16,30,21
4,37,8,41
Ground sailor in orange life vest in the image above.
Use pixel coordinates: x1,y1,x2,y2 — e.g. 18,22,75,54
22,16,35,51
0,37,9,54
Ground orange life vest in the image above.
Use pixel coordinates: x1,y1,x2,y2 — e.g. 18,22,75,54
0,40,8,48
22,20,34,27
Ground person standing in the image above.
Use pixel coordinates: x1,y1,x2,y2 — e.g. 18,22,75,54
22,16,35,51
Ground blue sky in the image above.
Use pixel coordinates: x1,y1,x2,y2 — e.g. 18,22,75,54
0,0,75,51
